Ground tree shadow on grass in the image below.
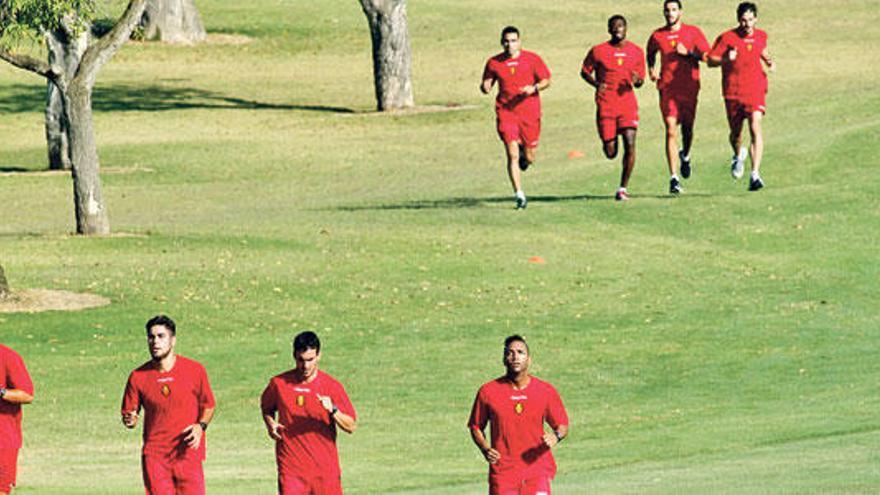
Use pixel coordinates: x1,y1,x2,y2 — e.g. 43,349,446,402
0,83,354,114
332,192,716,211
334,194,613,211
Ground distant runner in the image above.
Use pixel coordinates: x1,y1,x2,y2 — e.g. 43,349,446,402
581,15,646,201
481,26,552,209
708,1,776,191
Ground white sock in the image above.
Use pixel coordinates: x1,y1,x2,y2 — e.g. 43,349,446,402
671,174,680,181
738,147,748,160
515,190,525,200
751,171,761,180
679,150,689,161
617,187,627,193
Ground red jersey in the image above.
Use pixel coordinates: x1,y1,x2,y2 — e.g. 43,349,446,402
483,50,550,115
709,28,769,100
121,356,215,461
468,376,568,480
582,41,646,113
647,23,710,93
0,345,33,451
261,370,356,479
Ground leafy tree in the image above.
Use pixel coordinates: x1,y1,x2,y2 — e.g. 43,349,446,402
0,0,149,234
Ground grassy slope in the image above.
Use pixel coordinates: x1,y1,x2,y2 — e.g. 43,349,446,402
0,0,878,492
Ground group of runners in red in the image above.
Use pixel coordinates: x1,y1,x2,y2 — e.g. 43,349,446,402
3,316,567,495
2,3,777,495
482,1,776,208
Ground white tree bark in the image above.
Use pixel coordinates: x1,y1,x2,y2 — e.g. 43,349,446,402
358,0,414,111
140,0,205,44
45,28,87,170
0,263,8,298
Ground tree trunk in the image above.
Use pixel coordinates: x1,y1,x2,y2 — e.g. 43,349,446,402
45,29,87,171
141,0,206,44
61,83,110,235
0,263,8,298
359,0,414,111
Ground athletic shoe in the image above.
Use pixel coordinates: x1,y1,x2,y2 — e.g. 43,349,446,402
748,176,764,191
518,146,529,171
679,150,692,179
730,154,745,180
669,177,682,194
516,195,528,209
615,189,630,201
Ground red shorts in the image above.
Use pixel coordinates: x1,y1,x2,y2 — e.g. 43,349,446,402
0,449,17,494
278,473,343,495
142,455,205,495
596,106,639,142
659,90,698,124
489,474,551,495
496,109,541,148
724,97,766,126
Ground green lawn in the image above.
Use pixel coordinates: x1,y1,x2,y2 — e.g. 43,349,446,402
1,0,878,493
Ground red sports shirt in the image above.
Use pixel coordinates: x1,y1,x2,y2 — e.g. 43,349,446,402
121,356,215,461
468,376,568,480
709,28,769,100
483,50,550,117
582,41,646,114
647,23,711,93
261,370,356,479
0,345,33,451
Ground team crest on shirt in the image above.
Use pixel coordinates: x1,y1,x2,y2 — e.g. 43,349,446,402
161,384,171,397
514,403,524,414
510,67,516,75
670,40,677,48
296,395,305,407
746,43,753,51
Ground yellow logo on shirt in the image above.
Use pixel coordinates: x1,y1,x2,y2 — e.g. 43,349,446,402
510,67,516,75
161,384,171,397
515,403,524,414
296,395,305,407
670,40,677,48
617,58,624,66
746,44,753,51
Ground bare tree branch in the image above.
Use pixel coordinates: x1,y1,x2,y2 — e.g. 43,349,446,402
77,0,147,87
0,49,55,78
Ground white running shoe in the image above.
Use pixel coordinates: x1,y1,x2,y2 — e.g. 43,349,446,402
730,154,745,179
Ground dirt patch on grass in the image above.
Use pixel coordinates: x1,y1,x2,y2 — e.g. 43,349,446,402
356,103,479,117
205,33,253,45
0,166,153,178
0,289,110,313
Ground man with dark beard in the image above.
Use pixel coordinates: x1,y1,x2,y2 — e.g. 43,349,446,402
121,315,216,495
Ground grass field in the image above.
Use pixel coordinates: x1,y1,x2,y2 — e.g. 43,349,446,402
1,0,879,493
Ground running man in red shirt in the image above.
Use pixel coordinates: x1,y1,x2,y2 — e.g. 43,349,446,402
469,335,569,495
581,15,646,201
261,331,357,495
122,315,216,495
647,0,711,194
0,345,34,495
708,2,776,191
481,26,552,210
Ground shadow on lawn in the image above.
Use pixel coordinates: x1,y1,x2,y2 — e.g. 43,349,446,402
333,192,715,211
0,83,354,114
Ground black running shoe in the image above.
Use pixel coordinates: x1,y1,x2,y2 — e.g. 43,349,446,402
748,176,764,191
518,152,530,171
679,150,691,179
670,177,682,194
516,196,528,209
